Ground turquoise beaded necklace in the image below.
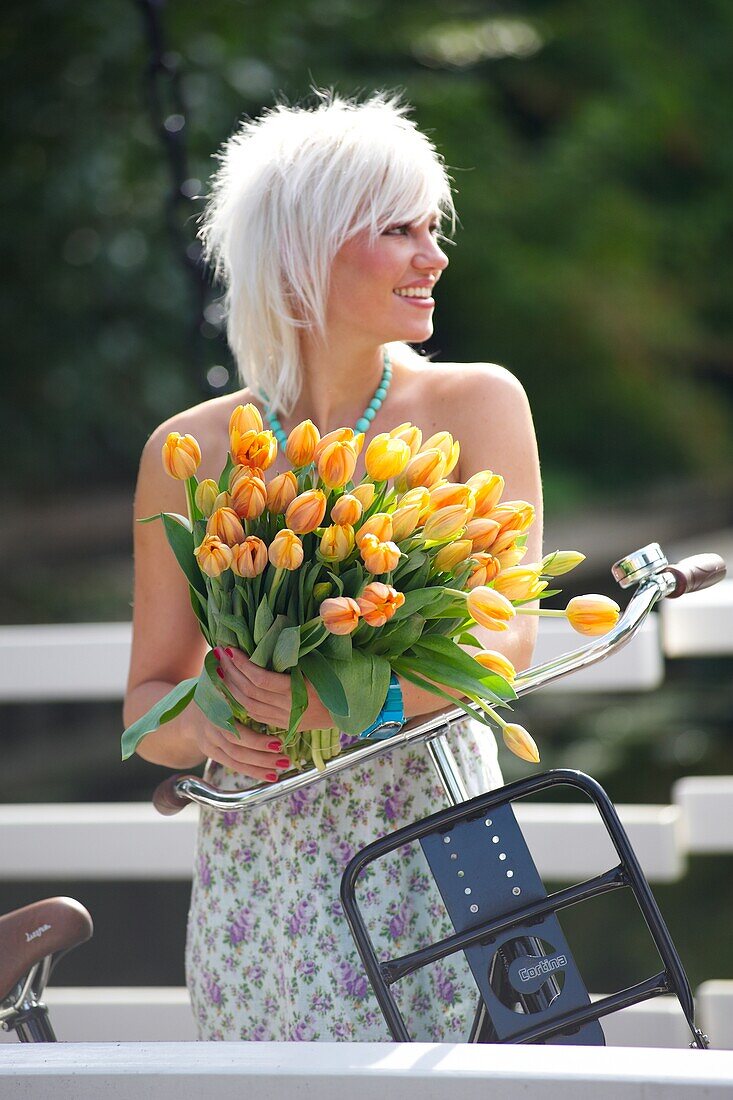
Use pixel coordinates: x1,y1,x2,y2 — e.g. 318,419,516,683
263,348,392,451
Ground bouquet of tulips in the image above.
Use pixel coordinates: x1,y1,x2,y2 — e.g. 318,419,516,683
121,405,621,771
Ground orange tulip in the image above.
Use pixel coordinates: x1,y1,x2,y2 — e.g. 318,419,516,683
194,535,232,578
389,422,422,456
466,471,505,517
161,433,201,480
230,476,268,520
229,464,266,491
266,471,298,514
356,512,393,548
319,596,362,635
488,501,535,535
229,403,263,436
474,650,517,683
285,489,327,534
194,478,220,518
428,483,476,519
206,507,245,547
465,517,502,552
492,527,524,554
229,428,278,471
268,529,304,570
565,594,621,636
467,586,516,631
319,523,355,562
397,486,432,522
466,553,501,589
357,582,406,627
434,539,473,572
391,502,422,541
231,536,268,578
502,723,540,764
364,434,411,481
360,534,401,574
351,482,376,510
331,493,363,526
422,504,471,542
313,428,358,464
421,431,460,476
493,566,548,602
399,448,447,491
286,419,320,467
318,440,358,489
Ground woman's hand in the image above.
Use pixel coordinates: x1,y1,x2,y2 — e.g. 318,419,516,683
214,646,333,732
191,703,291,781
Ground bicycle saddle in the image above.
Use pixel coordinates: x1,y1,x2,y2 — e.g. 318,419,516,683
0,898,93,1002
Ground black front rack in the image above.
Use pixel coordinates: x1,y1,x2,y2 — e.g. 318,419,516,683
340,769,709,1048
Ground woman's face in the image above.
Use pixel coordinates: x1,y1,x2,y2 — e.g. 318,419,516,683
326,211,449,346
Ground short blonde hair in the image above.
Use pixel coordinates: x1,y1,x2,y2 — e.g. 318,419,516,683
197,90,455,415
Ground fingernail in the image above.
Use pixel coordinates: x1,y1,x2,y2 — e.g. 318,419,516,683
215,667,224,679
224,647,234,658
213,647,221,660
275,757,290,769
267,740,282,751
265,772,278,782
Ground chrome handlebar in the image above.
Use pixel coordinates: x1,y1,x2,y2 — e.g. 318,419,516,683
152,544,726,816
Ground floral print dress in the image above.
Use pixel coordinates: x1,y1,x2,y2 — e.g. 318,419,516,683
185,716,503,1042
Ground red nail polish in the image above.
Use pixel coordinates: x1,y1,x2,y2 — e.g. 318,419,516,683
224,647,234,658
275,757,290,769
265,772,278,782
215,666,224,679
267,740,282,751
213,647,221,659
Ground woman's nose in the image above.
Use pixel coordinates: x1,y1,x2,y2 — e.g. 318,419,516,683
414,236,449,272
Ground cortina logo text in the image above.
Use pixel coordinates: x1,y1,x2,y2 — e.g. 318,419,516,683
25,923,52,943
518,954,567,982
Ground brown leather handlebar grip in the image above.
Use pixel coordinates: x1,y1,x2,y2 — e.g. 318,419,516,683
665,553,727,598
152,773,195,816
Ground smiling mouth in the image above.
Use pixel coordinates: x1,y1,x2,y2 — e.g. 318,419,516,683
393,287,433,299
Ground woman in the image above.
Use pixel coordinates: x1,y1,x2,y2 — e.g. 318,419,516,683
124,92,543,1041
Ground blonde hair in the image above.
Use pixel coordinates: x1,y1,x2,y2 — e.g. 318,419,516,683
197,90,455,415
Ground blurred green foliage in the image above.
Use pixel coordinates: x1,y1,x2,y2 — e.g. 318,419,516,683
4,0,732,498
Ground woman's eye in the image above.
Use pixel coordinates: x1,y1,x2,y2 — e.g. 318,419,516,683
384,225,409,236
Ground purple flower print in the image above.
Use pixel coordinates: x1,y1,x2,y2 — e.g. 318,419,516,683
203,971,222,1006
227,906,253,946
337,960,368,1000
222,810,242,827
332,1020,353,1040
291,1020,316,1041
383,784,406,822
288,898,313,936
434,965,457,1006
311,991,333,1013
250,1021,269,1042
287,788,314,817
303,839,319,858
333,839,355,867
388,900,412,941
339,732,359,749
197,854,212,888
298,958,316,977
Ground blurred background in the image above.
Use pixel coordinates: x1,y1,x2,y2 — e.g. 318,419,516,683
2,1,731,1004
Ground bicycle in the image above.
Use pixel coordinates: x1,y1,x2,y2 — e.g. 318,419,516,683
0,543,725,1045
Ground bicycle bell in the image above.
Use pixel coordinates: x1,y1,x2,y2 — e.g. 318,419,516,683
611,543,669,588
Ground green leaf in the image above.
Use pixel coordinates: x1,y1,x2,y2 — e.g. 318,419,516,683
215,612,254,654
321,633,352,661
138,511,191,532
288,666,309,737
413,634,517,701
250,614,289,668
300,650,350,717
340,562,364,599
192,652,238,736
368,613,425,657
401,639,513,704
120,676,198,761
298,623,328,658
253,595,274,645
272,625,301,672
326,651,391,736
393,659,495,728
393,550,426,580
161,513,207,600
391,587,444,621
218,452,235,493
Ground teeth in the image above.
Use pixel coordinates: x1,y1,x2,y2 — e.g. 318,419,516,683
394,287,432,298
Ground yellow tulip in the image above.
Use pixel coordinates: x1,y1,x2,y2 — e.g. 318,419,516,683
421,431,460,476
231,536,268,578
434,539,473,572
230,428,278,471
465,517,501,552
399,448,447,491
331,493,363,526
474,650,517,683
320,523,355,562
364,434,411,481
161,432,201,480
360,534,401,574
422,504,471,542
266,471,298,514
194,535,232,578
428,482,476,519
488,500,535,535
496,544,528,569
389,422,423,455
357,582,406,627
351,482,376,510
493,565,548,602
268,529,304,570
397,486,432,522
565,594,621,636
286,419,320,467
230,475,268,520
541,550,586,577
391,502,422,541
213,491,232,511
466,552,501,589
320,596,362,635
356,513,393,547
285,489,327,534
318,440,358,489
194,479,220,518
466,471,505,517
492,527,524,554
206,507,245,547
502,723,540,764
467,586,516,631
229,403,263,436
